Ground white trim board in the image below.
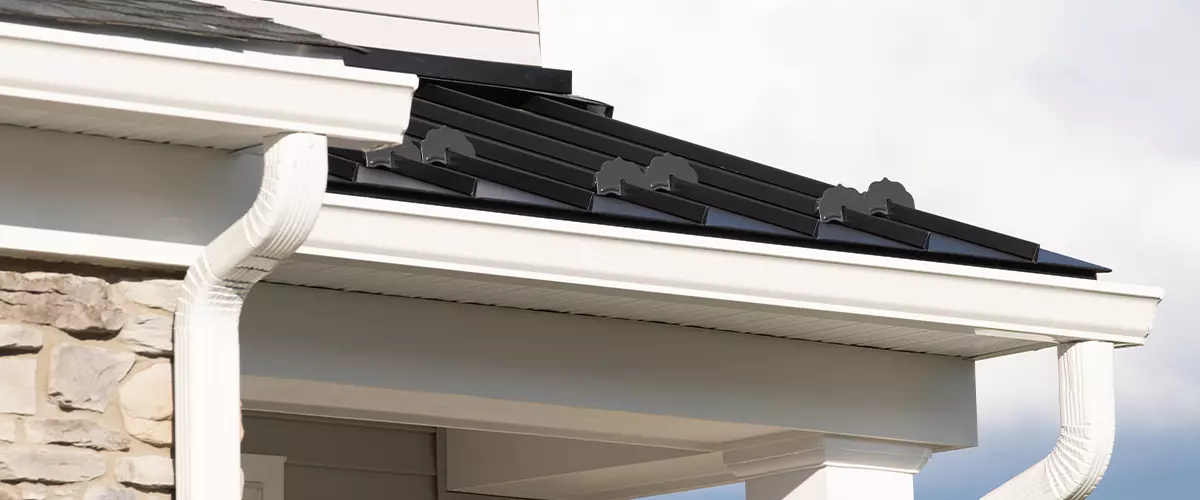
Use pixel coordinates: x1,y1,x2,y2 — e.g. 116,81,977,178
301,194,1163,345
0,191,1163,351
0,225,200,269
0,21,418,150
241,454,287,500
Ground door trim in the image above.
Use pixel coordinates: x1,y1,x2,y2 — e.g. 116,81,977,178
242,453,288,500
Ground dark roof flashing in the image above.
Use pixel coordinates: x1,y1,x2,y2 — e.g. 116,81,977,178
326,79,1105,279
346,47,573,94
421,127,476,164
817,180,916,223
884,202,1041,260
364,139,422,168
595,154,698,196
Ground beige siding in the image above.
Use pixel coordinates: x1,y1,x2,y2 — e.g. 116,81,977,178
204,0,542,65
242,413,438,500
277,0,540,32
0,126,256,247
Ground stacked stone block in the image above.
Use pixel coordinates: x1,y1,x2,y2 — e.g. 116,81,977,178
0,269,178,500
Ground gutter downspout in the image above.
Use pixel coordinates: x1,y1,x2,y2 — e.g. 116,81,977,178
174,133,329,500
982,341,1116,500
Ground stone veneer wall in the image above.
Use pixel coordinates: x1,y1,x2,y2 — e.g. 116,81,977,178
0,261,180,500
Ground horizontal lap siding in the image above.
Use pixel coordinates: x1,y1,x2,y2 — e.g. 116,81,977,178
0,126,256,247
242,413,438,500
204,0,542,65
273,0,540,32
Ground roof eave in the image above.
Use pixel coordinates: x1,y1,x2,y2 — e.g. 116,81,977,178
0,193,1160,358
324,179,1109,279
0,21,417,150
301,194,1163,350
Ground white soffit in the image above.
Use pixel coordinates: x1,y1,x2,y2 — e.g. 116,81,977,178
273,194,1164,359
0,22,418,150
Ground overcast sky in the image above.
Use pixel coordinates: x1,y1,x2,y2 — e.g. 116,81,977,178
540,0,1199,497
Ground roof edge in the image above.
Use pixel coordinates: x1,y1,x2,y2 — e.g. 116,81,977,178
326,178,1104,279
304,193,1163,344
345,46,572,94
0,21,417,149
0,21,413,86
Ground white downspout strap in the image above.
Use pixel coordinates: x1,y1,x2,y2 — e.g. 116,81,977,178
175,133,328,500
982,341,1116,500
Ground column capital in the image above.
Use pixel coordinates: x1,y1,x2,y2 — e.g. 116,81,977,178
724,434,932,480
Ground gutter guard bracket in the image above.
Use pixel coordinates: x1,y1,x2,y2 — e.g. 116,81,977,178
174,132,329,500
982,341,1116,500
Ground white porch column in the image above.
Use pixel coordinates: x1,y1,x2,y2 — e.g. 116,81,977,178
735,435,931,500
748,467,915,500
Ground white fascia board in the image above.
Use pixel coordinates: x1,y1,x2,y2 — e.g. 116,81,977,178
0,22,417,149
7,193,1161,346
301,194,1164,344
0,224,200,268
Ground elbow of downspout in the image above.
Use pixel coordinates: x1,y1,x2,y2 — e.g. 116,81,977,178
174,133,329,500
981,341,1117,500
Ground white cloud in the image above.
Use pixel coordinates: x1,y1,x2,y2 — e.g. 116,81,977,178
542,0,1200,429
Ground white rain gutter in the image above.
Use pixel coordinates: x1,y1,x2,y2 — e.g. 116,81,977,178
304,196,1163,348
0,21,417,150
175,133,329,500
982,341,1116,500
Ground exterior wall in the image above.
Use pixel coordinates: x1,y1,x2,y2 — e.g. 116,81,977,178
0,259,181,499
242,413,438,500
0,125,256,246
202,0,542,65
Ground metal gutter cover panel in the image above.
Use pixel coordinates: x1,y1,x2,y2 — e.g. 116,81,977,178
326,80,1109,279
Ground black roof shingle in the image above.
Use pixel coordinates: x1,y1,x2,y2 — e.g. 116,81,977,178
0,0,361,55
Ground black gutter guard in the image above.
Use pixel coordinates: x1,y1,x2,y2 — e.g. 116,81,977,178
345,47,572,94
326,74,1106,279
